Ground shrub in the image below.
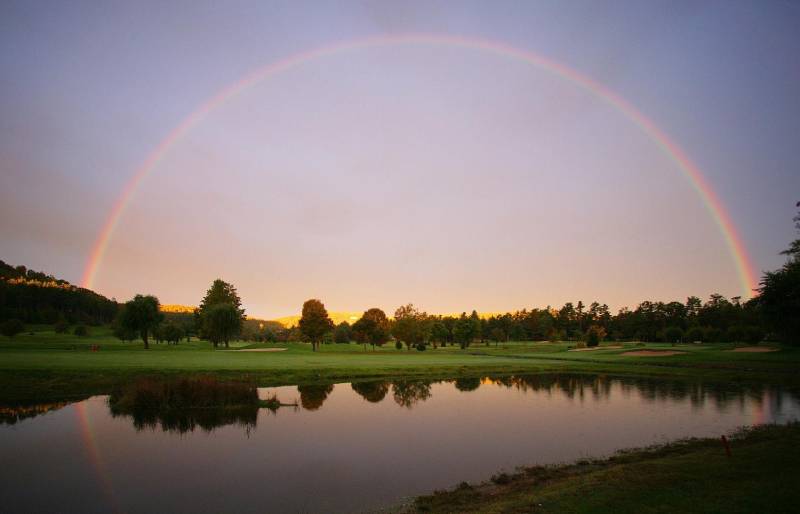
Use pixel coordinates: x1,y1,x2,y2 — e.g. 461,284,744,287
574,341,587,349
416,343,426,351
490,472,512,485
395,341,403,350
585,325,606,347
54,319,69,334
1,319,24,339
73,325,89,337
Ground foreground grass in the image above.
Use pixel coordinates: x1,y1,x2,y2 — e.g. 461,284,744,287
410,423,800,514
1,326,798,402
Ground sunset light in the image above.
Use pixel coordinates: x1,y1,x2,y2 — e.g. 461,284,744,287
1,2,798,513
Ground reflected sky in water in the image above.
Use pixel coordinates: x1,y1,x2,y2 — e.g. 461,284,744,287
1,375,797,513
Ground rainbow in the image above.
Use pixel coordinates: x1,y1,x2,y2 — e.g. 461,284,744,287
75,401,121,512
80,33,758,298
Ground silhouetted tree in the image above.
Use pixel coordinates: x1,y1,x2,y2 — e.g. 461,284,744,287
197,279,245,345
453,313,478,349
663,326,683,344
118,295,163,349
1,319,24,339
298,299,333,351
162,322,184,345
203,303,241,348
352,307,390,351
333,321,352,344
393,303,430,350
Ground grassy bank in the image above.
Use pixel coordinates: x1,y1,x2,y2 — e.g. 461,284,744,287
1,326,798,402
410,423,800,513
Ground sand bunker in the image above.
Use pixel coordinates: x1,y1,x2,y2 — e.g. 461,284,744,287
568,345,624,352
730,346,778,353
622,350,685,357
232,348,287,352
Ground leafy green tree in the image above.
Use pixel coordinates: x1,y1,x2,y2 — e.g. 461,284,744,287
430,321,449,348
1,319,24,339
453,313,478,349
112,317,137,343
685,326,704,343
333,321,352,344
161,322,184,345
298,299,333,351
54,316,69,334
585,325,605,347
758,205,800,344
198,279,245,317
204,303,242,348
488,327,505,346
197,279,245,344
352,307,390,351
663,326,683,344
118,295,163,349
392,304,429,350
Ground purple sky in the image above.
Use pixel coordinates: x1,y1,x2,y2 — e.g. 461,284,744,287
1,1,799,318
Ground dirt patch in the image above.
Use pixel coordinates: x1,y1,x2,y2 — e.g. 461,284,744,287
622,350,685,357
232,348,287,352
568,345,624,352
731,346,778,353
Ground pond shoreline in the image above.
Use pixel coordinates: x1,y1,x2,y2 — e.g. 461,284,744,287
407,422,800,513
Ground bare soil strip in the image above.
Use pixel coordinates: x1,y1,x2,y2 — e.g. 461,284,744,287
731,346,778,353
622,350,685,357
568,345,624,352
231,348,288,352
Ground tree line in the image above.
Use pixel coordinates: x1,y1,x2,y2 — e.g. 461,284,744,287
2,205,798,346
0,261,118,325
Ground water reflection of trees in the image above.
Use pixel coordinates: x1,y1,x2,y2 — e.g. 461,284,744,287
108,376,263,433
0,400,76,425
454,377,481,392
351,381,390,403
481,374,787,413
297,384,334,411
111,405,259,433
345,374,795,414
392,380,433,408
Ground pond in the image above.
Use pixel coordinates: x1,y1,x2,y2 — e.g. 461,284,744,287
1,374,798,513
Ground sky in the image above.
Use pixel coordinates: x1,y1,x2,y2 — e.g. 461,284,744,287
1,1,799,319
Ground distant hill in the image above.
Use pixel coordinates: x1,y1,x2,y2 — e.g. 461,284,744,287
0,259,118,324
160,304,196,314
275,312,363,328
272,311,502,327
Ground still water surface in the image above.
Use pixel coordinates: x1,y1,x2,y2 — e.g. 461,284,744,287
1,375,798,513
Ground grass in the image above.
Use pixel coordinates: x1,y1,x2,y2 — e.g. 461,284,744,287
0,325,798,402
410,422,800,513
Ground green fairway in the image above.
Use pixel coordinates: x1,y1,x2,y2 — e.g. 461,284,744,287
1,326,798,402
410,422,800,514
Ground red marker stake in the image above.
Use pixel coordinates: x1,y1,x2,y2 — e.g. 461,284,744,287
721,435,732,457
